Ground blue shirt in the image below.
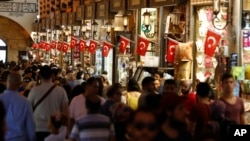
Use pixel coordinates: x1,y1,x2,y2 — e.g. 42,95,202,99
0,90,36,141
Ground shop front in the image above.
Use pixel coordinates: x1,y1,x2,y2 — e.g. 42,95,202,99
189,0,250,124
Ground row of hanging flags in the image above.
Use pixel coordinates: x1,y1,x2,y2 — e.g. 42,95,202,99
166,29,221,62
32,35,152,57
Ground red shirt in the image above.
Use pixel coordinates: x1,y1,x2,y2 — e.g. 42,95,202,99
189,103,211,133
181,92,197,112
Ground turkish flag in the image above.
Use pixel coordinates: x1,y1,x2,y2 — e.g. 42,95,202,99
45,42,51,52
57,42,63,51
51,41,57,49
88,40,98,54
32,43,39,49
70,37,78,49
137,36,150,56
63,42,70,53
119,36,130,54
79,39,87,52
166,39,178,63
204,29,221,57
102,41,112,57
39,41,46,49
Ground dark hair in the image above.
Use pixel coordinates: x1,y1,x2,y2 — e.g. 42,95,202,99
86,77,98,86
51,67,59,76
221,73,234,82
127,79,140,92
76,71,83,80
196,82,211,98
0,100,5,141
164,79,177,87
49,114,67,129
86,95,101,113
106,83,122,98
102,71,108,75
141,77,155,88
71,85,84,100
39,65,52,80
144,94,162,111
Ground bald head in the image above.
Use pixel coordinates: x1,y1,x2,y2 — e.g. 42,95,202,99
180,80,192,95
7,72,21,90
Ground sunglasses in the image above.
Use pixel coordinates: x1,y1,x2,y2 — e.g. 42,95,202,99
133,122,157,131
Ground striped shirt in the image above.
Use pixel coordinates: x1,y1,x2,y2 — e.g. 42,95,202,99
70,114,115,141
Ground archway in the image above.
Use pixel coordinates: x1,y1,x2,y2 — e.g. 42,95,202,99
0,15,32,62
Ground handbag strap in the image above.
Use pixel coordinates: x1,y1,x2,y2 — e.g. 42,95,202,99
33,84,56,111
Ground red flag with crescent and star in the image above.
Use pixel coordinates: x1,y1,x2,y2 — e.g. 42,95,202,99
166,38,178,63
88,40,98,54
102,41,112,57
45,42,51,52
79,39,87,52
57,41,63,51
204,29,221,57
39,41,46,49
70,37,78,49
119,36,130,54
137,36,150,56
32,43,39,49
51,41,57,49
63,42,70,53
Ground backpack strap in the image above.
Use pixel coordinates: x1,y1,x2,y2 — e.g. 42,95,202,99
33,84,56,112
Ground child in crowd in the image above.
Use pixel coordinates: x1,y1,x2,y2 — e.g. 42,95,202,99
45,113,67,141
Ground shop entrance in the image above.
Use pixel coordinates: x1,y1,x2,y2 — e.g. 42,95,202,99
0,39,7,63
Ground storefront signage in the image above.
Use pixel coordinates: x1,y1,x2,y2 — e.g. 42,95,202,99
68,12,77,26
62,13,68,26
128,0,146,10
85,3,95,20
0,2,37,17
96,1,109,19
76,5,85,21
55,13,61,26
143,56,159,67
110,0,125,12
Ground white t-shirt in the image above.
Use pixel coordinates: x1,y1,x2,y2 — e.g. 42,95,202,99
44,126,67,141
28,82,68,132
69,94,106,121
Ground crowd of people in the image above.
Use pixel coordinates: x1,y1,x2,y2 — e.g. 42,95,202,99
0,61,247,141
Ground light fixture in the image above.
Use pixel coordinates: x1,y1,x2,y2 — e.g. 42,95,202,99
212,0,229,30
92,20,98,39
106,22,112,41
123,15,128,31
142,9,157,38
143,9,151,31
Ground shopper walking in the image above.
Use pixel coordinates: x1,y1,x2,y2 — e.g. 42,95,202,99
0,72,36,141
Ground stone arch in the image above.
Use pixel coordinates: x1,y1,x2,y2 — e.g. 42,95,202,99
0,15,32,62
